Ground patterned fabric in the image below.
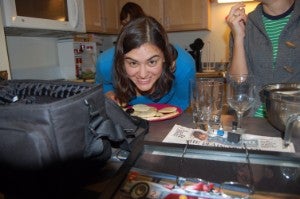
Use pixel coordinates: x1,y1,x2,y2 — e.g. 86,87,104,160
254,104,266,118
263,9,292,68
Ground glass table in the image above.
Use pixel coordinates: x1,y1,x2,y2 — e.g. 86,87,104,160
102,112,300,198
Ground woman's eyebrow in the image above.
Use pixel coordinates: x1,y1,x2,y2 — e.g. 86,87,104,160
147,55,160,61
124,54,160,62
124,57,137,62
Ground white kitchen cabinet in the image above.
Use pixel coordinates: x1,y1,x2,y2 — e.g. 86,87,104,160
0,9,11,80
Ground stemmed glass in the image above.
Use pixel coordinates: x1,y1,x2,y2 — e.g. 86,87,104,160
226,74,255,130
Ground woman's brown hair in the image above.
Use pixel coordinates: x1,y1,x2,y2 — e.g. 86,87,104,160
113,16,176,106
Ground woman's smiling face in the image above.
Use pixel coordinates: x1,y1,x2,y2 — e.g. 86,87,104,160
124,42,164,93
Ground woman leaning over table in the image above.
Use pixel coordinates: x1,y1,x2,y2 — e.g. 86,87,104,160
103,16,195,111
226,0,300,117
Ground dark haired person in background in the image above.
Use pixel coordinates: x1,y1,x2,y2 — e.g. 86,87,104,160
96,2,195,110
226,0,300,117
119,2,146,25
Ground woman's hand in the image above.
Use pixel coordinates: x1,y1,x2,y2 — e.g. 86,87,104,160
105,91,118,102
105,91,127,107
226,3,247,40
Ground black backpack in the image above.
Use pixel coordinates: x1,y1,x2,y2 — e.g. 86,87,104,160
0,79,148,170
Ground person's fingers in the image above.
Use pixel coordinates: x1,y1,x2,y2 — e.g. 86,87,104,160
226,13,243,24
226,6,247,25
227,3,246,19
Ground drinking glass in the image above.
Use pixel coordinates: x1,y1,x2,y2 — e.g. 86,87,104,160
190,79,223,132
190,79,209,130
226,74,255,129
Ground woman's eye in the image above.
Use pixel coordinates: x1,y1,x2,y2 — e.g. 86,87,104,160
129,61,138,67
148,59,158,66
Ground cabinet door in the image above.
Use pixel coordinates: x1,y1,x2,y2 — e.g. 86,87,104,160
118,0,164,25
101,0,119,34
84,0,103,33
164,0,210,31
84,0,119,34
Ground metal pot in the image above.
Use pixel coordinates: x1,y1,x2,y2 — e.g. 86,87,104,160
262,83,300,146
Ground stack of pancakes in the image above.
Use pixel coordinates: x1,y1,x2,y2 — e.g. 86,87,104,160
130,104,179,121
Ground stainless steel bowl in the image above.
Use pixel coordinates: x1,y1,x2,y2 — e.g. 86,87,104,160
262,83,300,133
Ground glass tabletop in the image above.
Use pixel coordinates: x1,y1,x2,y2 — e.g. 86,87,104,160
132,142,300,197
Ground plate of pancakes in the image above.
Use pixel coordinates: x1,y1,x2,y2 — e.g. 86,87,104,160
126,103,182,122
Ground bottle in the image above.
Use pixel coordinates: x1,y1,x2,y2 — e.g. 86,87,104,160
81,44,96,79
74,49,82,79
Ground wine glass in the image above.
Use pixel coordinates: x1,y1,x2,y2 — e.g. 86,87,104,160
226,74,255,130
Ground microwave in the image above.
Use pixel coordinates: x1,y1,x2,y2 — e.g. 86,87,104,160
0,0,86,36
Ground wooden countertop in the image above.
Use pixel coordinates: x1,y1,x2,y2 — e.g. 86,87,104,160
196,71,225,78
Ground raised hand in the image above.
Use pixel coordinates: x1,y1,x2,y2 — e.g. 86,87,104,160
226,3,247,40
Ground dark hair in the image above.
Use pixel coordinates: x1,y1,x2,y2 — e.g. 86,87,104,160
113,16,176,105
120,2,146,25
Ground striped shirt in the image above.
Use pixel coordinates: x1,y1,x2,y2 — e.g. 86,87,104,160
263,13,292,68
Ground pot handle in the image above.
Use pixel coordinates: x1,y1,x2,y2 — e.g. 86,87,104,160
284,113,300,147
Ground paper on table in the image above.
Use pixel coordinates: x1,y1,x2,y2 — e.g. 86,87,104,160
163,124,295,153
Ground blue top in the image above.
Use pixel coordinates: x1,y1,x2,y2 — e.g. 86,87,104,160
95,44,196,111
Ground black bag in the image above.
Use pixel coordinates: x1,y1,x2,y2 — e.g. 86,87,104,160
0,79,148,170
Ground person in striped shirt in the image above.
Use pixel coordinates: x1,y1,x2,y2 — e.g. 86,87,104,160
226,0,300,118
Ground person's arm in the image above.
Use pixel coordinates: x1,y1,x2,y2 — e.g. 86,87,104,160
95,47,119,103
226,3,248,75
170,45,196,111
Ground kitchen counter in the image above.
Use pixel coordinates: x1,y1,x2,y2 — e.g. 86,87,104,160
196,71,225,78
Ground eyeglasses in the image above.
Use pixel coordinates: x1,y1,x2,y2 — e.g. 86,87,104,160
176,141,255,198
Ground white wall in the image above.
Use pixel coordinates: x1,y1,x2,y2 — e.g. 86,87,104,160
167,1,259,63
6,36,63,79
